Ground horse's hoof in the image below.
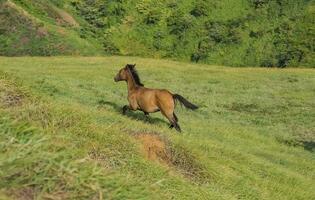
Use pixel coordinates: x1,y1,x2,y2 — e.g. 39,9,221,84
175,126,181,133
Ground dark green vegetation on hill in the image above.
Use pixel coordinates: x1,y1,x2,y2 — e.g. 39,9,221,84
1,0,314,67
0,57,315,199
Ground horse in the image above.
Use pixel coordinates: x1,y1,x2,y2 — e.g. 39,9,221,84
114,64,198,132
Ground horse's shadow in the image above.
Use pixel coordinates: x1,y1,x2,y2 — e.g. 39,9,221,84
98,100,167,125
301,141,315,152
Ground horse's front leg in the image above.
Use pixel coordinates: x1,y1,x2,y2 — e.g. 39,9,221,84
143,111,150,122
122,103,138,115
122,105,130,115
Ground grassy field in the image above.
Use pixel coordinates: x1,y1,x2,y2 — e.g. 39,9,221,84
0,56,314,199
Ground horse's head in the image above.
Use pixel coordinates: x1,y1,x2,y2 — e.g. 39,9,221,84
114,64,136,82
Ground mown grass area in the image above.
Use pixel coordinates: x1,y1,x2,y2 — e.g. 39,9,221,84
0,56,314,199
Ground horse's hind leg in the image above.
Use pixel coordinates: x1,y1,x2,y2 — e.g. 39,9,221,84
172,120,181,132
163,111,181,132
169,113,178,128
173,113,178,122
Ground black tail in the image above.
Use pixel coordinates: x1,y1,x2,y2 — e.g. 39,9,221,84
173,94,198,110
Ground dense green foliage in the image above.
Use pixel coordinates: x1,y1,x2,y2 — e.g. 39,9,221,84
0,0,314,67
0,57,315,199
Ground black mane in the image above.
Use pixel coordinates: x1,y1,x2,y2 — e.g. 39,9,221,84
126,64,144,86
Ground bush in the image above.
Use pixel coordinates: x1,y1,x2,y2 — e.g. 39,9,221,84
153,31,164,50
273,21,306,67
205,20,242,44
167,11,193,36
191,40,212,62
190,0,209,17
250,0,269,9
72,0,124,29
103,30,120,54
136,0,161,25
144,9,160,24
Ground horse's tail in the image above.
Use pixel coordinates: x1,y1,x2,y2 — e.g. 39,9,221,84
173,94,198,110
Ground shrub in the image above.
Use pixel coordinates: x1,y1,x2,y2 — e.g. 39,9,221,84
136,0,161,25
167,10,193,36
272,21,306,67
191,40,211,62
250,0,269,9
72,0,124,28
144,9,160,24
153,31,164,50
205,20,242,44
190,0,209,17
103,30,120,54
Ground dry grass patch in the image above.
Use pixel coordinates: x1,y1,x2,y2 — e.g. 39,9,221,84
53,7,79,27
135,133,171,165
8,187,35,200
0,79,25,107
132,132,211,183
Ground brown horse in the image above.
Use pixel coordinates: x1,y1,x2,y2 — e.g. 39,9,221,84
114,64,198,132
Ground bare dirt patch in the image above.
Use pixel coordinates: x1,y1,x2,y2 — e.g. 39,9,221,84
20,36,30,45
8,187,35,200
134,133,171,165
36,27,49,38
132,132,211,183
8,187,69,200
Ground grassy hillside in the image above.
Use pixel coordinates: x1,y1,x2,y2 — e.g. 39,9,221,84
0,0,103,56
0,56,314,199
1,0,314,67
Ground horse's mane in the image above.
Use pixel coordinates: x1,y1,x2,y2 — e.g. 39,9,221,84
126,64,144,86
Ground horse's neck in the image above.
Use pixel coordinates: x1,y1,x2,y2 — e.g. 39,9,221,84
126,73,138,95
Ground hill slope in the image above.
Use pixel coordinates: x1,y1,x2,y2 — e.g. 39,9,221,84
0,57,314,199
0,0,314,67
0,0,103,56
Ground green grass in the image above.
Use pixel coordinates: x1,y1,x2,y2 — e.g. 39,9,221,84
0,56,314,199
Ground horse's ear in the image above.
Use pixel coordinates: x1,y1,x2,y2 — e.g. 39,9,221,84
129,64,136,69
